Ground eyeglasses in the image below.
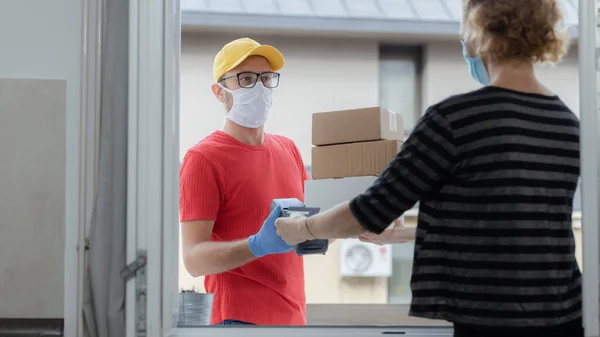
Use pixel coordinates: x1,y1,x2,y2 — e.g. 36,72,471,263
219,71,281,89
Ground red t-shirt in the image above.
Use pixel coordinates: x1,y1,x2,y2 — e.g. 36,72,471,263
179,130,309,325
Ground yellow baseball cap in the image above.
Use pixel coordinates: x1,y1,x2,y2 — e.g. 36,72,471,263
213,37,285,83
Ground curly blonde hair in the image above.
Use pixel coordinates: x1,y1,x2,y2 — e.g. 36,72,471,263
463,0,570,64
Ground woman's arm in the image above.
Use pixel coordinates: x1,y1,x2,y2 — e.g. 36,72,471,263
347,107,457,234
357,218,416,245
276,107,457,244
275,201,364,245
358,227,416,245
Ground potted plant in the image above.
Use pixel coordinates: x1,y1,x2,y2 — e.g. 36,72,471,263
178,286,214,327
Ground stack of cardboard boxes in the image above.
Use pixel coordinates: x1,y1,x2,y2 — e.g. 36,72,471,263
302,107,410,281
304,107,416,282
310,106,404,179
304,106,406,229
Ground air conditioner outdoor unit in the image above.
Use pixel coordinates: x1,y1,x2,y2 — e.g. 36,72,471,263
339,239,392,277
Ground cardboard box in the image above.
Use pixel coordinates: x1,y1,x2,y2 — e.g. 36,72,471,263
312,107,404,146
311,140,402,179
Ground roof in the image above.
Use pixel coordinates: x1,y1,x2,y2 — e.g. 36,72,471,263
181,0,579,38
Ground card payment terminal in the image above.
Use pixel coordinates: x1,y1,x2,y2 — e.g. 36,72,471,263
271,198,329,256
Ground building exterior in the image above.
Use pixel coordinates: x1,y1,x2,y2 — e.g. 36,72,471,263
178,0,582,325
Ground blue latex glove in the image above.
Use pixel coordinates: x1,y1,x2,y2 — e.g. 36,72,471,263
248,205,294,257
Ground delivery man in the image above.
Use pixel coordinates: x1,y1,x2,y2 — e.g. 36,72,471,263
179,37,310,326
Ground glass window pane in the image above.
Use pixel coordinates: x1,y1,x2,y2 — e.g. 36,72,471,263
379,56,418,132
388,242,415,304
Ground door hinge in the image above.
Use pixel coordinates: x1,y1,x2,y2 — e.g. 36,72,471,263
121,250,147,337
120,252,147,280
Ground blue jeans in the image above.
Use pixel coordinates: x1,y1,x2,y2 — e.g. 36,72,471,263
218,319,254,325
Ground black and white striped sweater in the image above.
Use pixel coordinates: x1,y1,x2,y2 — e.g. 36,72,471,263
350,86,581,327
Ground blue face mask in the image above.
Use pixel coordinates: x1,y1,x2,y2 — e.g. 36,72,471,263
461,39,490,86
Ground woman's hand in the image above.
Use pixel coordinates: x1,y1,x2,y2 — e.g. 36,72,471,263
357,221,416,245
275,215,312,245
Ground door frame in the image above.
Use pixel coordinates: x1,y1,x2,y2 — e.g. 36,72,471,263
578,0,600,336
64,0,102,336
124,0,600,336
126,0,172,335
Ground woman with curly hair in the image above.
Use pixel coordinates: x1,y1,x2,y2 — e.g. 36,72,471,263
275,1,582,336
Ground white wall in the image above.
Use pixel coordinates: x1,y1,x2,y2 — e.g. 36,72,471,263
0,0,83,320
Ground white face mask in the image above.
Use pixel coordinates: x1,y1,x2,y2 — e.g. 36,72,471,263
218,82,272,129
